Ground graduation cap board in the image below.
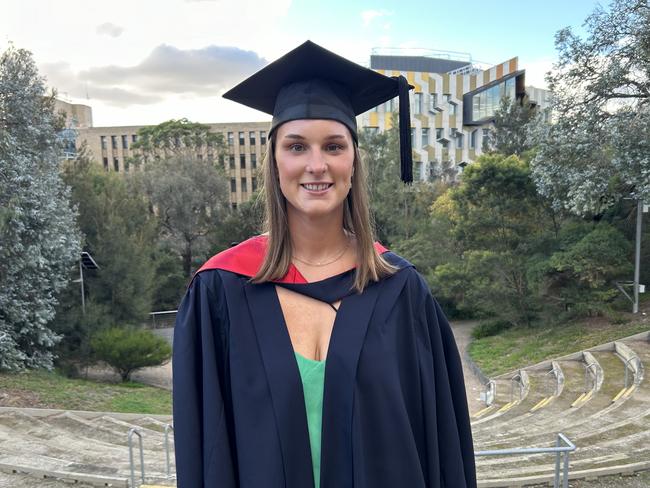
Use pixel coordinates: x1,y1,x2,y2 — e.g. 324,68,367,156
223,40,414,183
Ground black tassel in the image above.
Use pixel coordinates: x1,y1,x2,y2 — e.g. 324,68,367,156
395,75,413,184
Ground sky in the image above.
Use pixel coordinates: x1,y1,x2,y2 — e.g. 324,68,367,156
1,0,603,127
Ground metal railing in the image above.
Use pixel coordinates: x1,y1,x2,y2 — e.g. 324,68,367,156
128,428,145,487
128,424,176,486
149,310,178,329
164,423,175,479
623,356,641,388
475,433,576,488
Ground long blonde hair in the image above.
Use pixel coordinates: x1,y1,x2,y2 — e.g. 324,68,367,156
252,131,396,291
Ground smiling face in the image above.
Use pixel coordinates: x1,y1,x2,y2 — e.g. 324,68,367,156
274,119,355,222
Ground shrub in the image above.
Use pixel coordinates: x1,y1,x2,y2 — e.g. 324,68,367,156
91,327,171,382
471,319,514,340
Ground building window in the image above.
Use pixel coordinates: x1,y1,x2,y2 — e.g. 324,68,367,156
436,128,443,140
251,153,257,169
230,178,236,192
229,155,235,170
411,128,416,148
113,157,119,171
252,176,257,191
103,156,108,170
443,94,451,104
124,159,130,172
414,93,422,115
174,136,181,148
238,131,245,145
111,136,117,149
260,131,267,145
132,134,137,143
249,131,256,145
422,128,429,147
449,102,457,116
240,154,246,169
100,136,107,149
208,153,214,162
470,130,477,149
227,132,234,146
121,135,128,149
364,127,379,135
241,177,247,193
456,133,464,149
429,93,438,110
482,128,490,147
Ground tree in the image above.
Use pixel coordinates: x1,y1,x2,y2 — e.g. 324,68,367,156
137,153,230,277
130,118,227,165
430,154,554,325
530,0,650,216
0,46,81,371
489,95,537,156
91,327,171,382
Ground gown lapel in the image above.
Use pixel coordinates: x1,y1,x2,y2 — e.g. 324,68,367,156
244,281,315,487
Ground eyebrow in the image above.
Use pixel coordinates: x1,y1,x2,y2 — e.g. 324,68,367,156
283,133,348,141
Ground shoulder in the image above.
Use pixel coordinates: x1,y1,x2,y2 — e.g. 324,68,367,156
197,235,268,277
380,250,431,299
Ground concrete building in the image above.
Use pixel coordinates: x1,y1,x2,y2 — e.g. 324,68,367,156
76,121,270,205
359,48,550,180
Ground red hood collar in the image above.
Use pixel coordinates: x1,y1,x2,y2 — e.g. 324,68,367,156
197,235,388,284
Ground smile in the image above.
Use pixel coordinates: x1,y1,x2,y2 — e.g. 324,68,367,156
301,183,333,191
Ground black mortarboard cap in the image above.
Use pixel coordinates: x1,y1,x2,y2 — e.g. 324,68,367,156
223,40,414,183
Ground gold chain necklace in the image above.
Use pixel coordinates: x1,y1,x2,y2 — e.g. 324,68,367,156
292,240,350,267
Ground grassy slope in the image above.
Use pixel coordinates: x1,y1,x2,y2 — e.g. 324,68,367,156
469,319,650,377
0,369,172,414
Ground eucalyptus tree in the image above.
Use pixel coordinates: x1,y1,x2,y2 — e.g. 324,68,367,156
0,46,80,370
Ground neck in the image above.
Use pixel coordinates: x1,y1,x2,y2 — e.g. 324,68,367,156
287,207,348,262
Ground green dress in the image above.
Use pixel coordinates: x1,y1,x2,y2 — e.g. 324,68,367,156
294,351,326,488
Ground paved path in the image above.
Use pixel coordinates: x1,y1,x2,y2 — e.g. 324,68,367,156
448,319,486,415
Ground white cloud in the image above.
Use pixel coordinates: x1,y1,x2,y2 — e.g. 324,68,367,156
360,9,392,27
521,57,556,89
96,22,124,38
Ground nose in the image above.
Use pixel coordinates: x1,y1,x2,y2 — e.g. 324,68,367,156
306,149,327,175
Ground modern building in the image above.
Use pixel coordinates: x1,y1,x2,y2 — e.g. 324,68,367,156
76,122,270,205
54,99,93,160
359,48,550,180
59,48,550,204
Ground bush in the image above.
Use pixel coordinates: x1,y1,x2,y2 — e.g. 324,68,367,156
91,327,171,382
471,319,514,340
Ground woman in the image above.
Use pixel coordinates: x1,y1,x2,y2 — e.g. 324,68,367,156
173,41,476,488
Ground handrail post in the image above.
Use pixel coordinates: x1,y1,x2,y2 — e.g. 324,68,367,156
164,423,174,479
554,434,561,488
623,356,639,389
128,428,145,487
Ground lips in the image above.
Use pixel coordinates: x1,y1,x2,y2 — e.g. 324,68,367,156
301,183,333,191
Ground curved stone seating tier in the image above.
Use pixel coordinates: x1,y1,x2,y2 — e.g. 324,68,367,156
0,410,174,487
473,344,645,445
472,333,650,485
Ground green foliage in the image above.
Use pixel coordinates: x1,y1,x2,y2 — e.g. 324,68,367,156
531,0,650,215
471,319,514,340
130,118,227,165
151,246,187,311
0,45,81,371
430,154,553,325
208,193,264,255
488,96,537,156
91,327,171,382
135,150,230,278
60,150,156,324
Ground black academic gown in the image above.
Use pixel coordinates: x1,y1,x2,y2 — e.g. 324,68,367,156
172,241,476,488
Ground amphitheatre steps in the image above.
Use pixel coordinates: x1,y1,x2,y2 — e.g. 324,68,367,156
0,409,174,487
472,332,650,485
